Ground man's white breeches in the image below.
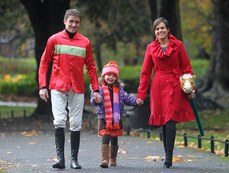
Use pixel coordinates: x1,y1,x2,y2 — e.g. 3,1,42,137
51,90,84,131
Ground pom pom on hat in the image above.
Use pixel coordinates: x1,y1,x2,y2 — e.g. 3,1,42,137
101,61,119,77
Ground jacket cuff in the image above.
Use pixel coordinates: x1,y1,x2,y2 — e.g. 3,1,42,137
39,86,47,90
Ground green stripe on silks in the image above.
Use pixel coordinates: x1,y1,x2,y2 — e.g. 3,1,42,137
54,45,86,57
190,98,205,136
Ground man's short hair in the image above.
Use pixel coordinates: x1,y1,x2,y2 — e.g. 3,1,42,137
64,9,81,20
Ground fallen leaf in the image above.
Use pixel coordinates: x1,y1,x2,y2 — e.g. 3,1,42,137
144,155,162,161
118,148,127,154
21,130,40,136
186,155,202,158
186,159,193,162
0,160,21,170
28,142,36,145
119,156,128,159
172,155,187,162
121,141,129,145
154,137,161,141
130,131,140,137
215,149,224,156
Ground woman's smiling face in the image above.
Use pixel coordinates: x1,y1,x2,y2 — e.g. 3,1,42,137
154,22,170,40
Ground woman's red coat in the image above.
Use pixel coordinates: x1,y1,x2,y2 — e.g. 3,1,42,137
137,35,195,125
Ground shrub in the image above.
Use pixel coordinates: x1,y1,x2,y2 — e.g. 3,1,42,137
0,57,208,98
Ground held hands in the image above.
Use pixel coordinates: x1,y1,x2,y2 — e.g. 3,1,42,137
39,88,49,102
136,98,144,105
93,92,102,103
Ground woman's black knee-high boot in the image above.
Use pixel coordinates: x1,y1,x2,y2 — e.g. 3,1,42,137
52,128,65,169
163,120,176,168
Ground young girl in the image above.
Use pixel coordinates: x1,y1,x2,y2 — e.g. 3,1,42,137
91,61,141,168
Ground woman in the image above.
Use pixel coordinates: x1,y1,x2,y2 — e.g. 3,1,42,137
137,17,196,168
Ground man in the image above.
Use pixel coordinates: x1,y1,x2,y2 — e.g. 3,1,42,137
39,9,101,169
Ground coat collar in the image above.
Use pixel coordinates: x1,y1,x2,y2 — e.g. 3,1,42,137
62,30,81,39
151,34,179,59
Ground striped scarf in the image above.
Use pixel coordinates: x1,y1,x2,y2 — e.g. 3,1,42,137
102,85,121,130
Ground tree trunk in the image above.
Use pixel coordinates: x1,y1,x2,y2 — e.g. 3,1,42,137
148,0,157,21
159,0,181,39
20,0,70,117
149,0,181,39
199,0,229,106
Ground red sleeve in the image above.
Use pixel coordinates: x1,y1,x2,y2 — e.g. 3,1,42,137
137,45,154,99
38,36,55,89
178,43,194,75
85,42,99,91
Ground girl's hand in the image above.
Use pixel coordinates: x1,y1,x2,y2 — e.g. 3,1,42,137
93,92,102,103
136,98,144,105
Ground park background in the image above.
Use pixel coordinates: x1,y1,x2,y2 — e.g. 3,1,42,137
0,0,228,158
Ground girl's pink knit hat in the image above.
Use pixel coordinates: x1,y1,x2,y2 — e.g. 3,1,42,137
101,61,119,77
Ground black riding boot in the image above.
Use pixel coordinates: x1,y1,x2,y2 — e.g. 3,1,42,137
70,131,82,169
162,120,176,168
52,128,65,169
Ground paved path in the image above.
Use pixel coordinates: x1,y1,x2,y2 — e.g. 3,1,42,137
0,129,228,173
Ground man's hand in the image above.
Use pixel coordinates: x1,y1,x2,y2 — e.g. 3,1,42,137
39,88,49,102
93,92,102,103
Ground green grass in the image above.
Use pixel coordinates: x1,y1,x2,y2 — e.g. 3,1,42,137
191,59,209,79
176,109,229,136
0,106,35,119
119,66,142,80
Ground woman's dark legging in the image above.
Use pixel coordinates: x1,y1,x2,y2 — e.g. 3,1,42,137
162,119,176,151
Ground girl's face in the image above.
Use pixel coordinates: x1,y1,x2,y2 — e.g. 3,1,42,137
154,22,170,40
104,73,117,85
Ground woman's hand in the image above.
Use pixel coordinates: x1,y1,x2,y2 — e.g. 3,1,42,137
188,90,195,99
136,98,144,105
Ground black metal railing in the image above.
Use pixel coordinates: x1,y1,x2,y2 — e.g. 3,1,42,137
0,109,32,119
126,129,229,157
177,133,229,157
